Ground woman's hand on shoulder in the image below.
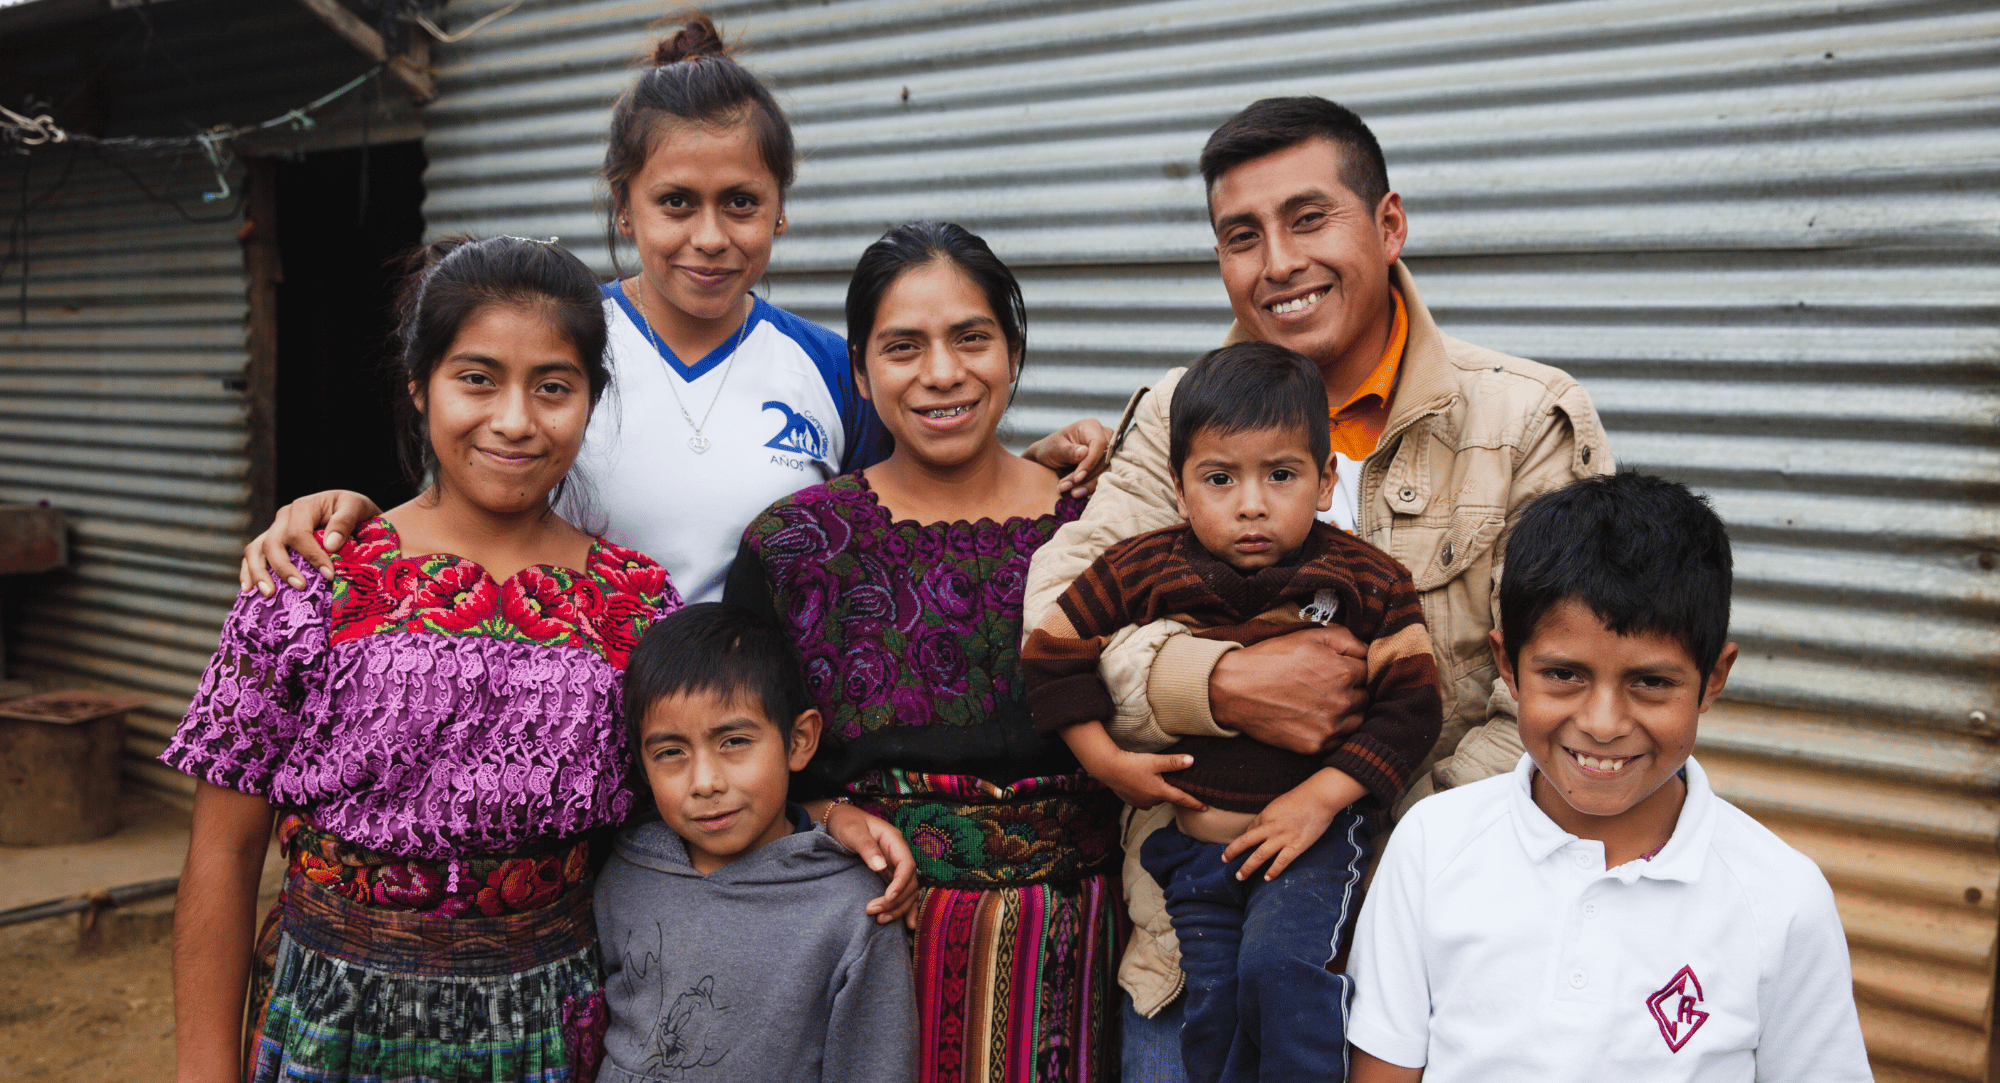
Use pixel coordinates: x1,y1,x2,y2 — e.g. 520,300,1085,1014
825,801,921,928
240,490,381,596
1022,418,1112,498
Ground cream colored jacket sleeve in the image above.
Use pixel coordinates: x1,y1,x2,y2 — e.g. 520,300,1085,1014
1022,369,1242,750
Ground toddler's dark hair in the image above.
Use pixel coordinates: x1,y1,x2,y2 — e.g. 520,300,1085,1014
623,603,811,758
602,9,796,273
1200,96,1390,211
1168,341,1331,479
391,235,610,490
1499,471,1734,682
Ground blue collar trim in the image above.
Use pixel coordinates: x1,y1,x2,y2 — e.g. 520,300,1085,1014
604,281,763,382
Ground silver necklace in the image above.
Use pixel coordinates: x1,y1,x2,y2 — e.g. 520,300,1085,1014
630,284,750,454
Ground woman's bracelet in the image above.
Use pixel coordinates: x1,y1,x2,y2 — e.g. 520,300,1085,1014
817,797,851,829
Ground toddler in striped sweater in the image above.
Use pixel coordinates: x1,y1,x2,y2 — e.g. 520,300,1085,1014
1024,342,1443,1083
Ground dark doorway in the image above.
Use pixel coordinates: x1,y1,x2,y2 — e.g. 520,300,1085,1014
273,140,426,511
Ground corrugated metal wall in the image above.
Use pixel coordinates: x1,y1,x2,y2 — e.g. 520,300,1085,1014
425,1,1997,1076
0,151,252,800
0,0,405,801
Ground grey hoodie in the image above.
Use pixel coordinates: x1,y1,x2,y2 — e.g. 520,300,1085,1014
593,812,917,1083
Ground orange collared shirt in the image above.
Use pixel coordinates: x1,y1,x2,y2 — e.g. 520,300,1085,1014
1327,288,1408,462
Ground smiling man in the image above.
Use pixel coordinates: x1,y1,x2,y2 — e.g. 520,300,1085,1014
1023,96,1616,1080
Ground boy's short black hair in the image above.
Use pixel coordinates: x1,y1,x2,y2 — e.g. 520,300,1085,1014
1200,96,1390,211
623,603,811,756
1169,341,1331,479
1499,472,1733,681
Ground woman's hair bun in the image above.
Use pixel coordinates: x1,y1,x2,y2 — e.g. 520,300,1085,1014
653,9,728,66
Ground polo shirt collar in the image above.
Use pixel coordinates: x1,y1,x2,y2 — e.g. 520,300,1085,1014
1331,287,1405,417
1505,753,1716,884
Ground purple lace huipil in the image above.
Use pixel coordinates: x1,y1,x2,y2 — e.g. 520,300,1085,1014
160,518,681,859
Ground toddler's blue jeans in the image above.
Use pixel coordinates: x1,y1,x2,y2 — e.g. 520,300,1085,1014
1139,809,1370,1083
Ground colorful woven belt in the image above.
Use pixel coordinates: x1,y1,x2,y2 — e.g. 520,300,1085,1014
846,769,1121,889
278,812,591,917
282,869,595,978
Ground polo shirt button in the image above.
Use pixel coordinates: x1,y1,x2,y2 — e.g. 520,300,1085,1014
1583,902,1599,918
1569,970,1587,989
1571,850,1593,868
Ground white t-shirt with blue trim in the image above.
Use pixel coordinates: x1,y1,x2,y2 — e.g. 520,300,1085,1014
568,285,887,603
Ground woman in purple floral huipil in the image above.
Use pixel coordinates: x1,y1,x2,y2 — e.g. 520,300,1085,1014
164,238,678,1083
728,223,1125,1083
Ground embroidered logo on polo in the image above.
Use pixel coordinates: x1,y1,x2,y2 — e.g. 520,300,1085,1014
1647,965,1710,1052
762,400,830,459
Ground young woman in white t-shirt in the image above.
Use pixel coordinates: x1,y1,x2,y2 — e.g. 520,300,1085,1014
237,9,1107,912
244,11,1105,602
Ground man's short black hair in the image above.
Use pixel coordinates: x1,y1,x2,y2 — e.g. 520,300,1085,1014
1499,472,1734,682
1169,341,1331,480
623,603,811,758
1200,96,1390,211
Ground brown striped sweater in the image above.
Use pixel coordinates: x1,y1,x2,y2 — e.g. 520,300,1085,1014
1023,522,1442,812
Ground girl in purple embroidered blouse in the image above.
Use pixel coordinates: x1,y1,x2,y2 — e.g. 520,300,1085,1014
164,236,680,1083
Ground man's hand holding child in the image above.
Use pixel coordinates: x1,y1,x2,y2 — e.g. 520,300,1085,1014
1222,767,1367,882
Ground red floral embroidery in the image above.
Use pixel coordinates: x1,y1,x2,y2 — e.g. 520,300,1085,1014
339,527,399,565
278,814,591,918
327,520,679,666
503,567,592,646
409,560,502,634
599,556,667,600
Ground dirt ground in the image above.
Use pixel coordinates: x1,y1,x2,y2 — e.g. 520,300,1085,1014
0,917,175,1081
0,786,279,1081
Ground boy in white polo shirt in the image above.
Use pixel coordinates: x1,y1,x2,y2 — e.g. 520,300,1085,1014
1346,472,1871,1083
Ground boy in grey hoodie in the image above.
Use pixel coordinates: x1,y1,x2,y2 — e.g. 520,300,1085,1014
593,603,918,1083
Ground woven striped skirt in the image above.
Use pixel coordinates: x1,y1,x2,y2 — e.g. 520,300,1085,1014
245,817,606,1083
851,769,1127,1083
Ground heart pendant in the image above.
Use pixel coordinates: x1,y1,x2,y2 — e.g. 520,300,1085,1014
688,435,711,454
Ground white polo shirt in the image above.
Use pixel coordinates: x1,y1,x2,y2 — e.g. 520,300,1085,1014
566,287,887,603
1347,755,1870,1083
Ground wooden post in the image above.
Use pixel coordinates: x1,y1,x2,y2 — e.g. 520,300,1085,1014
292,0,436,104
242,159,281,536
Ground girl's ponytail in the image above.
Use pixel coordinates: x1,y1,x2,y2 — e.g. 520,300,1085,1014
651,10,727,66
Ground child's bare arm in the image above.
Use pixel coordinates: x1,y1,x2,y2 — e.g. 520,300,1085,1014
173,782,274,1083
1059,719,1205,813
1221,767,1367,881
810,801,920,927
1350,1048,1425,1083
